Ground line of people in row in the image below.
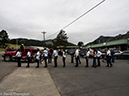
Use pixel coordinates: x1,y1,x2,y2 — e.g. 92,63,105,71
16,47,113,68
84,47,113,68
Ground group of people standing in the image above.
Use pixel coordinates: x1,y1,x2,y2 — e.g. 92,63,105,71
16,47,67,68
71,47,113,68
84,47,113,68
16,45,114,68
34,48,67,68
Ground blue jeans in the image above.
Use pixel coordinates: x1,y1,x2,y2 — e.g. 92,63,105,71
48,55,52,63
107,56,112,66
93,57,97,67
78,57,81,64
111,55,115,62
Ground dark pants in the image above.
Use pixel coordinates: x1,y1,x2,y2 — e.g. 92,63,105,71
54,56,58,67
86,57,89,67
27,57,30,66
44,57,48,67
107,56,112,66
71,55,74,63
17,57,21,67
78,57,81,64
63,57,66,67
75,56,79,67
97,57,101,66
48,55,52,63
111,55,115,62
37,60,39,67
93,57,97,67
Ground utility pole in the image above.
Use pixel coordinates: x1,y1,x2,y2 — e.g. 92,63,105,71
41,32,46,47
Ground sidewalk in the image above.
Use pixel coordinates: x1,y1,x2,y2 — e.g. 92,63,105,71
0,63,60,96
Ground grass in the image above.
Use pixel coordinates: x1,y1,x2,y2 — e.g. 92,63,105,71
0,48,5,52
0,43,21,52
6,43,21,49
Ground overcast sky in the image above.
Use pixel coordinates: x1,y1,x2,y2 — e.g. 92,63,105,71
0,0,129,44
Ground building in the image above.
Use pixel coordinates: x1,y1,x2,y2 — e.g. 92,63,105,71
86,38,129,51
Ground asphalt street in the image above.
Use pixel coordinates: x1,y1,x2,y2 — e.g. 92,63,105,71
0,53,17,82
48,55,129,96
0,52,129,96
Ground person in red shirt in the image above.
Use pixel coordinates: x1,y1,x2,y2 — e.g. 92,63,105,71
7,45,11,51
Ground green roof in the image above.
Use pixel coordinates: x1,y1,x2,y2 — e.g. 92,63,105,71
86,38,129,48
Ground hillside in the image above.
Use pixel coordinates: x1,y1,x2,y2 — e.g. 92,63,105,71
86,31,129,45
9,38,76,47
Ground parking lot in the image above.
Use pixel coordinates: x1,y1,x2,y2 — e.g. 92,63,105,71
0,52,129,96
47,56,129,96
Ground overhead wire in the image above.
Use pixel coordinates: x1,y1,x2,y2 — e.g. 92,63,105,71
63,0,91,23
46,0,105,39
47,0,60,26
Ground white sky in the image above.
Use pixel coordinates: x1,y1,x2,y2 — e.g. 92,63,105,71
0,0,129,44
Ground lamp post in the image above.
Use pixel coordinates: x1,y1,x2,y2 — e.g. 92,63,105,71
41,32,46,47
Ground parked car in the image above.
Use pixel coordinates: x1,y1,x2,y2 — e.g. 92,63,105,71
2,47,37,62
67,49,75,55
114,49,129,59
79,49,87,57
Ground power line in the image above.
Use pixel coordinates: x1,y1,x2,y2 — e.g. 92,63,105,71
62,0,105,29
63,0,91,23
46,0,105,39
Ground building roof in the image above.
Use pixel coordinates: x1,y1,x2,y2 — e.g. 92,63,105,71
86,38,129,48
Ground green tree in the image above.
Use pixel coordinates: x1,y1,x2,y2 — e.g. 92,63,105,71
78,41,84,47
0,30,9,48
54,30,68,47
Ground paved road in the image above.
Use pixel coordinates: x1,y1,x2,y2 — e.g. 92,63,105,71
1,52,129,96
48,55,129,96
0,53,17,82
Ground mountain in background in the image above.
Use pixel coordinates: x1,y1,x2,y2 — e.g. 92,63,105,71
86,31,129,46
9,38,76,47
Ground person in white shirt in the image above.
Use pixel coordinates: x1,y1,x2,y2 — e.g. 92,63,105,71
85,48,90,67
36,49,40,68
53,48,58,67
62,49,67,67
106,47,113,67
16,49,21,67
75,47,79,67
97,50,102,67
26,49,31,68
43,48,48,67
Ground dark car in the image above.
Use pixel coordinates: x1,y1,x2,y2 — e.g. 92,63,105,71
114,49,129,59
79,49,87,57
67,49,75,55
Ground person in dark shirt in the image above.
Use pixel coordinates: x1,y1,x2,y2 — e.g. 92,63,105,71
20,44,24,52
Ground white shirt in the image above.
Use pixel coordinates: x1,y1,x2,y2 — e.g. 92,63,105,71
16,51,21,57
75,49,79,57
94,52,97,57
53,50,58,57
107,50,111,56
36,51,40,60
97,51,102,57
63,51,66,58
86,51,90,57
27,51,31,57
43,50,48,57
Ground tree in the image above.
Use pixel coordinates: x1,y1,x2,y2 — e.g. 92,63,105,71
54,30,68,47
0,30,9,48
78,41,84,47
